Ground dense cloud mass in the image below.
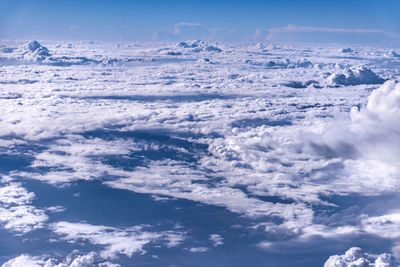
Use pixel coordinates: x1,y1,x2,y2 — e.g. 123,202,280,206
328,66,385,86
306,81,400,194
324,247,399,267
1,252,121,267
0,39,399,266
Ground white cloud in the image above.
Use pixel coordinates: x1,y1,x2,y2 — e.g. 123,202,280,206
0,205,48,233
188,247,209,253
51,221,185,259
1,254,46,267
324,247,398,267
3,40,400,264
268,24,400,37
153,22,209,41
0,183,48,233
69,25,79,31
173,22,203,35
0,183,35,206
327,65,385,86
1,251,121,267
361,212,400,240
105,160,314,227
265,24,400,44
305,81,400,195
153,22,238,41
209,234,223,247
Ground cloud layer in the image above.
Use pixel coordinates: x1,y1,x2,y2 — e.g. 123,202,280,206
0,39,400,266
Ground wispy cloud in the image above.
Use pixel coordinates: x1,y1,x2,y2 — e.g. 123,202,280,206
266,24,400,42
68,25,79,31
153,22,238,41
173,22,203,35
153,22,208,41
153,23,400,45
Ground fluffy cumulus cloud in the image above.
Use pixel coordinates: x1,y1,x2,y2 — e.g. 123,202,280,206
327,66,385,86
324,247,399,267
306,81,400,195
1,251,121,267
2,254,47,267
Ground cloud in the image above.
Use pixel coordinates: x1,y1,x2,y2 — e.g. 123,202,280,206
327,66,385,86
105,159,313,225
1,252,120,267
324,247,398,267
209,234,223,247
188,247,209,253
51,221,185,259
0,205,48,233
3,39,400,265
265,24,400,44
0,183,48,233
304,81,400,195
173,22,203,35
153,22,209,41
2,254,47,267
362,212,400,240
268,24,400,36
153,23,400,44
153,22,238,41
69,25,79,31
154,23,400,44
253,28,269,42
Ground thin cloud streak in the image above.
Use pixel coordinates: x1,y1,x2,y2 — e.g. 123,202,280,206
267,24,400,39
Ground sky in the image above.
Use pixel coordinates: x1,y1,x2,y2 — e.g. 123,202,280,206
0,0,399,45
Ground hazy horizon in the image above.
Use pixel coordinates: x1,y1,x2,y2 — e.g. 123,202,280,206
1,0,399,46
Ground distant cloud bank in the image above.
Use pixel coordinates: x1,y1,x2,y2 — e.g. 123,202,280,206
153,23,400,46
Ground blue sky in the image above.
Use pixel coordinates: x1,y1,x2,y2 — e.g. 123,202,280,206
0,0,399,45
